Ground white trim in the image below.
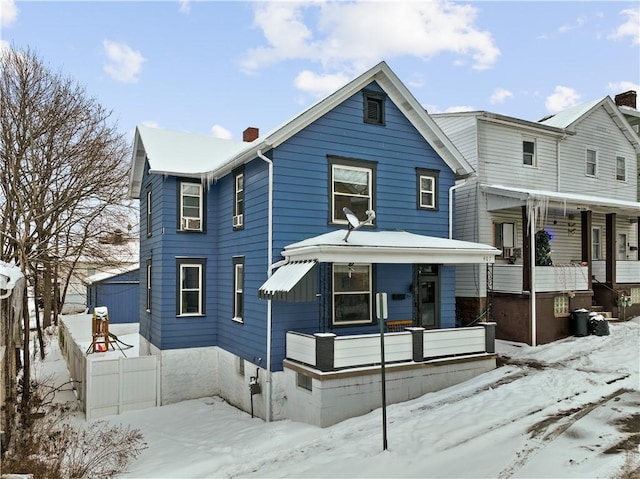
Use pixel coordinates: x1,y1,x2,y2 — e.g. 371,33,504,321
179,263,202,316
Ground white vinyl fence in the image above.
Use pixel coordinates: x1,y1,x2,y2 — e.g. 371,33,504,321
59,316,157,420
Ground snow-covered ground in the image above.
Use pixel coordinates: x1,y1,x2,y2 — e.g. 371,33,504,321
38,317,640,479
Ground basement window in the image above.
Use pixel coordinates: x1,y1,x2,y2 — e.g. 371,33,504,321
297,373,312,392
554,296,569,317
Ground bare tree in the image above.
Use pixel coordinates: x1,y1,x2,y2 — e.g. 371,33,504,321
0,46,134,437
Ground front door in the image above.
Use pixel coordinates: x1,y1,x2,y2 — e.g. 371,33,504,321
415,265,439,329
618,233,627,260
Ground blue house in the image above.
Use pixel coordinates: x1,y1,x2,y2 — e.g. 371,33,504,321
128,62,500,426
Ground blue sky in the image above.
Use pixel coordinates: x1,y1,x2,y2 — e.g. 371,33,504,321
1,1,639,143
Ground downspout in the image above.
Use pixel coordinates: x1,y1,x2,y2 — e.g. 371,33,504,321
530,214,537,347
449,174,475,239
257,148,273,422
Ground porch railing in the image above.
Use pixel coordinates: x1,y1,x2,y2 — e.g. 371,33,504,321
493,264,589,293
592,260,640,284
286,323,495,372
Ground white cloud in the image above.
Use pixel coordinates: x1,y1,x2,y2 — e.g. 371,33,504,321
103,40,145,83
557,16,586,34
293,70,351,98
210,125,233,140
608,81,640,96
608,8,640,45
490,88,514,104
0,0,18,27
242,1,500,76
545,86,581,113
0,40,10,56
178,0,190,15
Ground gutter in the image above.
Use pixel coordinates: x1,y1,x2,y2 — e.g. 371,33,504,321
256,148,274,423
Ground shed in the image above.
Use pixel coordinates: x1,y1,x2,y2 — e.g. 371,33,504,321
85,264,140,324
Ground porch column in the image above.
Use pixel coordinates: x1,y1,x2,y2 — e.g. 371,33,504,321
480,322,497,354
606,213,616,288
636,218,640,261
581,210,593,290
522,206,531,292
314,333,336,372
407,327,425,362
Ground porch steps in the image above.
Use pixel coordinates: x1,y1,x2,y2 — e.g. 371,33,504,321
590,305,620,322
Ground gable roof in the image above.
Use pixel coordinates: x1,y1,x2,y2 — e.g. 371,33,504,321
539,96,640,152
129,61,473,198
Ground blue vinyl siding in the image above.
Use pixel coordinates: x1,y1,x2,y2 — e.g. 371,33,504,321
139,79,460,371
87,269,139,324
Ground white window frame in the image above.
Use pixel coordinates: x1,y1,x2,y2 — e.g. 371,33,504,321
419,175,436,209
180,182,203,231
179,263,202,316
331,164,373,224
233,259,244,322
586,149,597,177
146,187,152,236
616,156,626,181
592,227,602,260
146,259,152,312
495,222,516,259
332,263,372,325
233,172,244,229
522,139,536,167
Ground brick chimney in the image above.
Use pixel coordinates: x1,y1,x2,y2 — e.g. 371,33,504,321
243,127,259,142
614,91,637,109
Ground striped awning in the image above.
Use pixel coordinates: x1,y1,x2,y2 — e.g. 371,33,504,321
258,261,317,302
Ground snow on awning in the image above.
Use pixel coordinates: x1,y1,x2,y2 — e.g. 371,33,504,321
280,230,500,265
482,184,640,215
258,261,317,302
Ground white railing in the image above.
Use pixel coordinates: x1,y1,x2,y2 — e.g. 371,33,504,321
593,260,640,284
493,264,589,293
286,326,489,371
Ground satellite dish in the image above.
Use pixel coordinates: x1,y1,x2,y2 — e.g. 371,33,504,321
342,207,376,242
343,207,360,229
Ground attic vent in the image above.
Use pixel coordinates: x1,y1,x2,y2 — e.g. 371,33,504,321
363,90,386,126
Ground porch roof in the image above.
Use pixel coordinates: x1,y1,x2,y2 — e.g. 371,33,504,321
258,261,316,301
482,184,640,215
279,230,500,264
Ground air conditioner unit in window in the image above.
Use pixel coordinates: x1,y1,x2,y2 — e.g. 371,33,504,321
182,217,201,231
233,214,244,228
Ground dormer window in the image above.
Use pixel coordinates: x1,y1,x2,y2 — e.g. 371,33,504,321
363,90,386,126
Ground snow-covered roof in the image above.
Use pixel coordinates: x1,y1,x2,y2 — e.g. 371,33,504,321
0,260,24,295
539,97,640,152
129,61,474,198
482,184,640,215
280,229,500,264
539,98,603,128
84,262,140,285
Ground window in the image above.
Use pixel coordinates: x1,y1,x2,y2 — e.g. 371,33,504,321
333,263,372,325
554,296,569,316
179,182,203,231
146,259,152,312
616,156,626,181
233,257,244,322
233,171,244,229
146,187,152,236
592,227,602,260
176,259,205,316
494,223,515,259
297,373,312,391
523,139,536,166
416,168,438,210
631,288,640,304
330,158,376,224
363,90,386,125
586,149,597,177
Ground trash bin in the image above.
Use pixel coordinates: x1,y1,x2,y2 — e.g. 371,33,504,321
570,309,590,337
589,314,610,336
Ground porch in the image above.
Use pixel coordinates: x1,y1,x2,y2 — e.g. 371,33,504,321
492,263,590,294
592,260,640,284
283,324,497,427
